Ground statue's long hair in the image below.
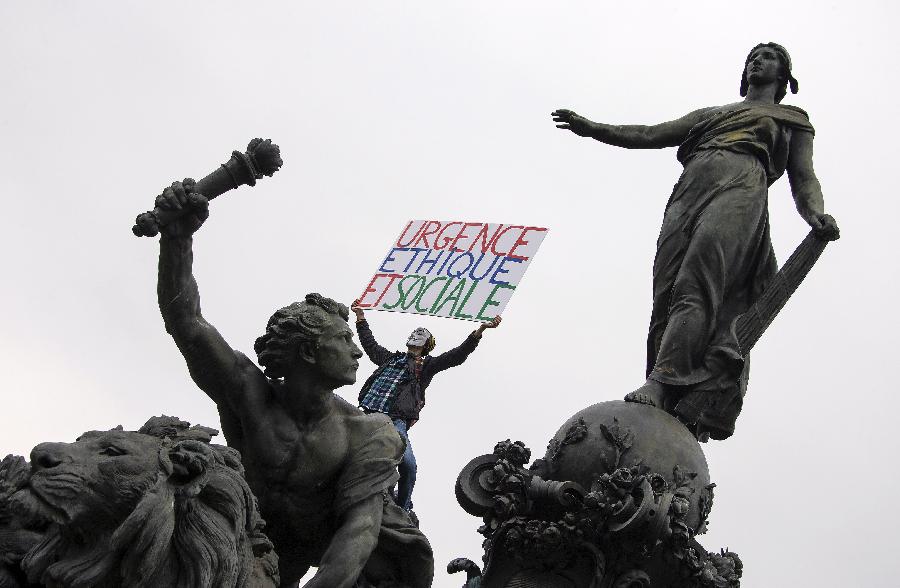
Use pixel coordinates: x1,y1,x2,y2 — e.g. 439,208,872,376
739,42,799,103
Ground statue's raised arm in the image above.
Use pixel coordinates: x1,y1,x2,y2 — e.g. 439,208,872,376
156,179,256,413
552,43,839,441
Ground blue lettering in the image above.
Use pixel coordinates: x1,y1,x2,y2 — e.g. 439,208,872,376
468,252,501,281
415,249,445,275
403,248,428,272
379,247,407,273
447,252,475,278
489,256,524,285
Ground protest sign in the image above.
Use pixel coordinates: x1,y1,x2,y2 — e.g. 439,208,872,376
357,220,548,321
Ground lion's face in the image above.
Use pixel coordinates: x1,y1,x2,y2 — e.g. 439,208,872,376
2,417,280,588
25,430,164,530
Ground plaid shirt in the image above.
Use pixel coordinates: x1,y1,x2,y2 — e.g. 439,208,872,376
357,319,479,421
359,354,410,414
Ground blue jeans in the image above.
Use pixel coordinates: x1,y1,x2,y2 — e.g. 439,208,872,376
392,419,417,511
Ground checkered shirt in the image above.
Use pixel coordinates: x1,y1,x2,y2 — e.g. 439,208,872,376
359,354,410,414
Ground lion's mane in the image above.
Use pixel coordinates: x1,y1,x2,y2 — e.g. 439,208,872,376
1,416,279,588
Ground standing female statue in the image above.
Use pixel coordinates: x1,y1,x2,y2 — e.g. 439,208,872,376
552,43,839,441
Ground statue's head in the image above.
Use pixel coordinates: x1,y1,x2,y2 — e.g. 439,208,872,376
740,42,798,103
254,293,362,385
406,327,435,355
1,416,279,587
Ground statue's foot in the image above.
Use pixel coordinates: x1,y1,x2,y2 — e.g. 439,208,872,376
625,379,668,408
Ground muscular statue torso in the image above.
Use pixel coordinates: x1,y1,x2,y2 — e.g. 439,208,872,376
219,367,373,579
226,362,351,494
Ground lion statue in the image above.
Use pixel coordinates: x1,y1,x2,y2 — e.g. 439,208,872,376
0,416,279,588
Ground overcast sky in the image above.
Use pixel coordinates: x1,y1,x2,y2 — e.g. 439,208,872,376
2,2,897,586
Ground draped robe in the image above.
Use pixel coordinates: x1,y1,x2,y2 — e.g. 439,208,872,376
646,104,814,440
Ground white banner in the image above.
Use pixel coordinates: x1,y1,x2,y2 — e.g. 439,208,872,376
357,219,548,321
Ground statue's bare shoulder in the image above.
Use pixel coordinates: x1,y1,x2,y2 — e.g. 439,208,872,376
332,395,399,448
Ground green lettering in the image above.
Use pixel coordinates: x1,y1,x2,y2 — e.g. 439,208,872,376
453,279,480,319
432,278,467,315
382,275,419,310
400,276,427,310
415,276,448,312
476,283,515,321
429,277,456,313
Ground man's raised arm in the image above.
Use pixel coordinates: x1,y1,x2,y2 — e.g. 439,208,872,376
429,316,503,373
156,179,250,408
351,299,394,366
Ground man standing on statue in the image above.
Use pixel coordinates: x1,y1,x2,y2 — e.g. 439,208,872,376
153,179,433,588
351,299,501,513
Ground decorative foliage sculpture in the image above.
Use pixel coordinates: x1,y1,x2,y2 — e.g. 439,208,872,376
451,402,741,587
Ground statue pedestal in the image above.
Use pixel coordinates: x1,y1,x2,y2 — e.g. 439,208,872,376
451,401,742,588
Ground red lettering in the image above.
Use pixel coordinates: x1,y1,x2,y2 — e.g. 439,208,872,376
450,222,482,252
358,273,403,307
489,225,523,257
413,220,442,248
435,221,463,250
506,226,547,260
468,224,505,253
396,221,421,247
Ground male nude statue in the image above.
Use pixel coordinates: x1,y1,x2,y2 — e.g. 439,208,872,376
154,179,433,588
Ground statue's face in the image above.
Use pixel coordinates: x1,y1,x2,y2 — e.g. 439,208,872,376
406,327,432,349
745,45,783,85
312,314,363,386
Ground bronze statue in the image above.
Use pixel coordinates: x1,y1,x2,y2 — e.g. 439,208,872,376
0,416,280,588
154,180,433,587
552,43,840,440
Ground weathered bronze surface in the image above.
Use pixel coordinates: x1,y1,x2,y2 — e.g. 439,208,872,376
552,43,839,441
451,401,739,587
0,416,280,588
132,138,282,237
153,179,434,587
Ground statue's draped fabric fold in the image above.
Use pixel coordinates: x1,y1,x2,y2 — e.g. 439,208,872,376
647,104,814,440
336,417,435,588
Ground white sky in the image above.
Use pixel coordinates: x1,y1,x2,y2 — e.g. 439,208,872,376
1,2,897,586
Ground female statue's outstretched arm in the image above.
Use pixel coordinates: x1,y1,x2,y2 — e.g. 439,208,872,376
551,106,714,149
787,130,840,239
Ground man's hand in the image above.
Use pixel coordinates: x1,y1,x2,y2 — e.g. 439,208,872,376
475,316,502,337
157,179,209,238
350,299,366,321
552,109,596,138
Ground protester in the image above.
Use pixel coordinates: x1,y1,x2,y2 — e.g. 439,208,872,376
351,299,501,511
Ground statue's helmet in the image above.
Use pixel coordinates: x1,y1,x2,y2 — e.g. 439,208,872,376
739,42,798,103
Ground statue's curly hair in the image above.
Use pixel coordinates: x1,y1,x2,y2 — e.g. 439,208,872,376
739,42,799,104
253,293,349,379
